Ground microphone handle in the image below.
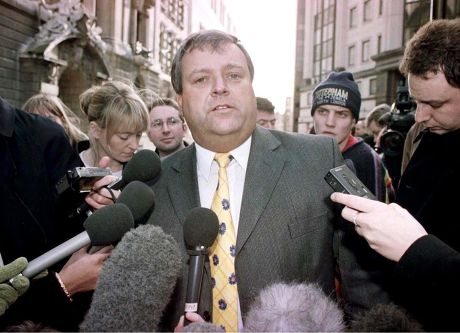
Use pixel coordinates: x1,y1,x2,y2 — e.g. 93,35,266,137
22,232,91,278
184,254,205,325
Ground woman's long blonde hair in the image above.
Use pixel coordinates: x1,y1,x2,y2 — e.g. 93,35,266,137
23,93,88,146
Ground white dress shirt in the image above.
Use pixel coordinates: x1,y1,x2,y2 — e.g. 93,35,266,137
195,136,252,331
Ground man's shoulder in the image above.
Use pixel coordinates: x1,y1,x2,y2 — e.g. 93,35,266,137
267,129,335,147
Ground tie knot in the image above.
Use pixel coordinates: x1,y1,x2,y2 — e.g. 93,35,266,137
214,153,230,168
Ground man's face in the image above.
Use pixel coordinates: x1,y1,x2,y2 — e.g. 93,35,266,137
147,105,186,157
368,120,382,142
354,120,366,137
256,111,276,129
177,43,257,151
409,71,460,135
313,105,356,150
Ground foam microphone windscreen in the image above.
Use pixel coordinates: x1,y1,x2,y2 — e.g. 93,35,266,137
184,207,219,248
116,180,155,225
83,203,134,246
115,149,161,189
80,224,182,332
182,322,225,332
349,303,424,332
244,282,345,332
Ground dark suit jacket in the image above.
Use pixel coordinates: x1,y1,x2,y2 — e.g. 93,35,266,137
148,127,391,330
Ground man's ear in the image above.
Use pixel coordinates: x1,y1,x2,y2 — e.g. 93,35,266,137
89,121,102,139
176,95,183,109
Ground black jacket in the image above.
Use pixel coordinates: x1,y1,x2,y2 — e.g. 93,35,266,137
394,129,460,330
0,97,87,331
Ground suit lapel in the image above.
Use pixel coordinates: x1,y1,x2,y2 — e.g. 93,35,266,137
168,144,201,225
236,127,286,253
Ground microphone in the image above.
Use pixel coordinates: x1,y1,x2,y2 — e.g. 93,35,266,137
75,149,161,216
183,207,219,324
116,180,155,226
22,203,134,278
87,181,155,254
244,282,345,332
79,224,182,332
107,149,162,190
349,303,423,332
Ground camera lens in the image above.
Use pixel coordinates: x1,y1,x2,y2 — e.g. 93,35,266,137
380,130,405,157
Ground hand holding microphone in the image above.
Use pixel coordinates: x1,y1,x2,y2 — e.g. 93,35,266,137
22,203,134,279
0,257,29,316
82,149,161,214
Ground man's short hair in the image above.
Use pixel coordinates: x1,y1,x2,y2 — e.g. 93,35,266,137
366,103,391,128
256,97,275,113
171,30,254,94
146,97,185,123
399,18,460,88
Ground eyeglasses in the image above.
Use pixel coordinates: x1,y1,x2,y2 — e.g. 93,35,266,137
151,117,182,130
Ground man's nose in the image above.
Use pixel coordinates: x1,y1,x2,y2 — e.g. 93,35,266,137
211,76,229,96
415,103,431,123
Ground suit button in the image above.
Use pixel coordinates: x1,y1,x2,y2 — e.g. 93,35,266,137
203,311,211,321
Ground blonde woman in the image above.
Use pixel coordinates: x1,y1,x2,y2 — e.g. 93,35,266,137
79,81,149,177
22,93,88,148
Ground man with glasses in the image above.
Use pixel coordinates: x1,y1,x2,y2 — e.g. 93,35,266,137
146,97,189,159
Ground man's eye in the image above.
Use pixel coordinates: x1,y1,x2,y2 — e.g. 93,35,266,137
228,73,241,80
194,77,207,84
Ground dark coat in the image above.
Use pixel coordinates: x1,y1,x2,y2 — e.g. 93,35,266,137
0,97,87,331
394,235,460,331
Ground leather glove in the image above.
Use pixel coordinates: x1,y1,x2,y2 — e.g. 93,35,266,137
0,257,29,316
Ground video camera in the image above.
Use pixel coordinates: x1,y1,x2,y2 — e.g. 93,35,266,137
56,167,112,195
379,79,416,157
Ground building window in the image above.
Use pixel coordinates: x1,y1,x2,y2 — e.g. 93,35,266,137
348,45,356,66
161,0,185,28
349,6,357,28
379,0,384,15
369,78,377,95
362,40,370,62
403,0,430,45
364,0,372,22
377,34,382,54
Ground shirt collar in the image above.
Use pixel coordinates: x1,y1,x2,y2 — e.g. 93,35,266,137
196,136,252,181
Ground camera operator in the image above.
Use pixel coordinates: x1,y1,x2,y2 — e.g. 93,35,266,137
377,81,416,188
0,96,114,331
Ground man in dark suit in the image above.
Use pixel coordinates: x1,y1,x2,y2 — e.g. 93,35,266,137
148,30,391,331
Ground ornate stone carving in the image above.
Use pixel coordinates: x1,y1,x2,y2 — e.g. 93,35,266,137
24,0,106,55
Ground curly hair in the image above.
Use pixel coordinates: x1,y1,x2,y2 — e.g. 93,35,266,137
399,19,460,88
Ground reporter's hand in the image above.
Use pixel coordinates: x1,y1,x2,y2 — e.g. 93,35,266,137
0,257,30,316
331,192,428,261
58,245,112,296
174,313,205,332
84,156,121,210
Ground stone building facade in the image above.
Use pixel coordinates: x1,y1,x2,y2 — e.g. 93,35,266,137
0,0,234,132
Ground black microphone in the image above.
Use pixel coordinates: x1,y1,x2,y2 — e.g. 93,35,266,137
116,180,155,226
244,282,345,332
75,149,161,216
79,224,182,332
22,203,134,278
87,181,155,254
183,207,219,325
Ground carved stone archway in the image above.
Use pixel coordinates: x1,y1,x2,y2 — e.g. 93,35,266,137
20,0,110,126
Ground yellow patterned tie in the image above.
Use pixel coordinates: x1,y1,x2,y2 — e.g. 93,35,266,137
209,153,238,332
